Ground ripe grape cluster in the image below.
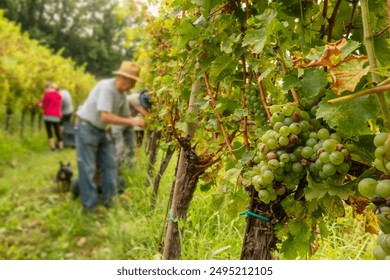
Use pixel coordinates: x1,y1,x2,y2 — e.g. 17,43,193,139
357,132,390,259
249,104,351,204
245,85,267,125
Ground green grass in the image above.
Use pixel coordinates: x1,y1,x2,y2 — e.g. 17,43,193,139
0,129,378,260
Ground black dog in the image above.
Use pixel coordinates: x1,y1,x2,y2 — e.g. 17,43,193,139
56,161,73,192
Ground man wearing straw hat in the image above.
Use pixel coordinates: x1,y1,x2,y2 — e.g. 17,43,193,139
75,61,145,213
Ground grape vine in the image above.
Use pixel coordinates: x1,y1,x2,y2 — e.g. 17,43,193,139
125,0,390,259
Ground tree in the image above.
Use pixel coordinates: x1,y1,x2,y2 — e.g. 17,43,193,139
0,0,135,76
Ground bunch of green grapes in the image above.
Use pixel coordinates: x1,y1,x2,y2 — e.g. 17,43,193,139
249,104,351,204
356,132,390,259
373,132,390,174
245,84,267,125
356,133,390,259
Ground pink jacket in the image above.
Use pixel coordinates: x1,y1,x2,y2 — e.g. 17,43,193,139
41,91,62,117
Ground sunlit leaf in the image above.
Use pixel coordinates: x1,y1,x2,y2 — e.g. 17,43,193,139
316,92,380,137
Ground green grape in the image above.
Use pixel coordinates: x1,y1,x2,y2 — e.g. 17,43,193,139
270,105,281,114
317,128,330,141
323,139,338,153
267,139,278,150
309,132,318,140
358,178,377,198
279,153,290,163
283,117,294,126
374,132,388,148
258,189,271,203
268,159,280,170
375,146,385,159
301,146,314,159
300,111,310,121
329,151,344,165
375,158,386,172
262,170,274,184
289,153,298,163
306,138,317,147
259,143,269,154
322,163,336,176
289,123,301,134
329,133,342,142
293,146,303,158
377,233,390,254
273,122,284,133
299,120,310,131
279,126,290,137
373,246,388,260
319,151,330,163
292,162,304,173
376,180,390,199
282,105,294,116
337,162,350,174
279,136,289,146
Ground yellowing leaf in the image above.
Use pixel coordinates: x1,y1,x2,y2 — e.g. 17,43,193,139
329,55,369,95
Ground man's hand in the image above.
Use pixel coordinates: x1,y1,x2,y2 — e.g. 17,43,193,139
129,117,146,128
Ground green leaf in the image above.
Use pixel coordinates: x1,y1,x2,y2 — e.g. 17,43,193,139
327,185,354,201
318,219,330,238
241,151,254,165
209,55,235,83
305,187,328,201
374,37,390,67
224,165,242,181
242,28,267,54
282,75,301,91
316,92,380,137
281,234,311,259
301,69,327,98
341,40,361,60
253,8,278,26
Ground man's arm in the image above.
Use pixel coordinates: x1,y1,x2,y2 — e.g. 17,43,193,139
101,111,146,127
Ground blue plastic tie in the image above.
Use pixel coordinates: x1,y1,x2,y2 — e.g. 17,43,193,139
239,210,270,222
169,212,177,223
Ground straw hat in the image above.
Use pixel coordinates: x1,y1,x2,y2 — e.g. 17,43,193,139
113,61,143,82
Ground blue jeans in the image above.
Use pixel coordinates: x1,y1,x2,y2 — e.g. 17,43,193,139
75,121,117,210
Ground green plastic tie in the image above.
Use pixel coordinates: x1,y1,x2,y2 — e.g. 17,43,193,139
239,210,270,222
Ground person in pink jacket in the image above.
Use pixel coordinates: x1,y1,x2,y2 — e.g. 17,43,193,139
40,82,63,151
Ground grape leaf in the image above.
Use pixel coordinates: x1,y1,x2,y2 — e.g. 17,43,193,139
329,55,369,95
242,28,267,54
223,165,242,181
316,92,380,137
209,55,236,83
281,234,311,259
327,185,354,201
318,220,330,238
305,187,328,201
301,69,328,98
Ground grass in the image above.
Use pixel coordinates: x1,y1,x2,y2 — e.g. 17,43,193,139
0,128,378,260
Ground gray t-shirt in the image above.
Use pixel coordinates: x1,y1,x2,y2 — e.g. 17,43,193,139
77,78,130,129
60,89,74,115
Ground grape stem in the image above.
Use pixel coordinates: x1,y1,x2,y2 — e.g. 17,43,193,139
327,84,390,104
